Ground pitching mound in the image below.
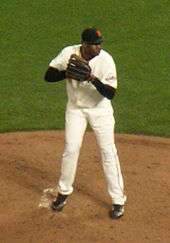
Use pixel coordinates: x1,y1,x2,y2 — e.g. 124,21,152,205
0,131,169,243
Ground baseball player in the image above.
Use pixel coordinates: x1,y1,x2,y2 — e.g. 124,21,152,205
44,27,126,219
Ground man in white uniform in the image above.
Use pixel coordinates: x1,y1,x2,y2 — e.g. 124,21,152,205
44,27,126,219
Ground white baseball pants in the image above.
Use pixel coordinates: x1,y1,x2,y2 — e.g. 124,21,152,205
58,105,126,205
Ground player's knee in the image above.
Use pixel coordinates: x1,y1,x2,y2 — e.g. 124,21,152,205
63,143,81,157
101,144,118,162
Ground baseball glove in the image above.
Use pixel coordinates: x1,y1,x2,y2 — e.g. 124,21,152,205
66,54,91,81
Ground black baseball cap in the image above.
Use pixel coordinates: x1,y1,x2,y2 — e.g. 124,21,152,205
81,27,103,45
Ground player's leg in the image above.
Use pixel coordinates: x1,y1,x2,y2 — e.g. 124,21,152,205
57,107,87,196
88,107,126,206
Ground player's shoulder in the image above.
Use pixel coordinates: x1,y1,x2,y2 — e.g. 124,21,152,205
99,49,114,62
61,44,81,55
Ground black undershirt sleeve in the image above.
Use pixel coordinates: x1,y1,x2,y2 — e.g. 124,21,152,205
44,68,116,99
44,67,66,82
90,77,116,100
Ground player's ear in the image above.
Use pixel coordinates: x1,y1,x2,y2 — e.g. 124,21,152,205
81,42,85,48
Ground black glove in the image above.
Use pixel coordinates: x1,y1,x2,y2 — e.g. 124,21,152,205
66,54,91,81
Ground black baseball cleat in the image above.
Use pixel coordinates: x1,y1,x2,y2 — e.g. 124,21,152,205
51,193,68,212
109,204,124,219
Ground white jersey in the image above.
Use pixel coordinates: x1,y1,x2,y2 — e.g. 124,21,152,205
49,44,118,108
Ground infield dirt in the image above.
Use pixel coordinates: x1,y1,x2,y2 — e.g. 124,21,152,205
0,131,169,243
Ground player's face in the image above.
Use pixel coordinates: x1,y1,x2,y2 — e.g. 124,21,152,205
81,43,101,60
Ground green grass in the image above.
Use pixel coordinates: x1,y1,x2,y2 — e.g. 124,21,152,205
0,0,169,136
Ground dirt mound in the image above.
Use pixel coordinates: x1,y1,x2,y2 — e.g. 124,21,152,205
0,131,169,243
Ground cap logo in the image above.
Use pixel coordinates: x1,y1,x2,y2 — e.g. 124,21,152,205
96,30,102,37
